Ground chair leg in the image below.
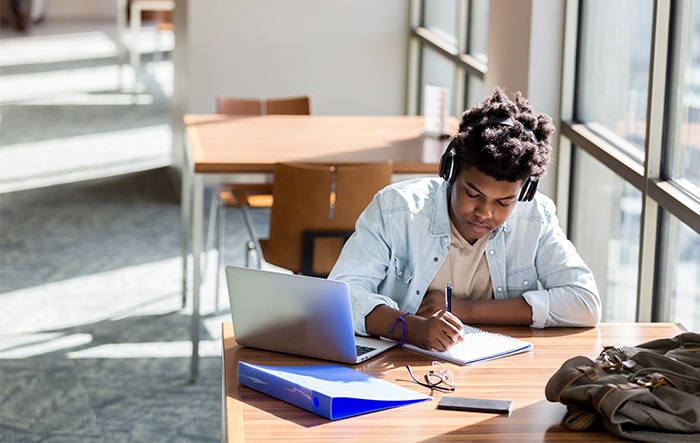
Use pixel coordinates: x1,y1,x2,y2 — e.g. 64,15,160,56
245,240,259,268
240,204,265,269
214,198,225,311
205,191,220,281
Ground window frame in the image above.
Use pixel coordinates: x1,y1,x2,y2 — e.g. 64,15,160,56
560,0,699,323
407,0,486,116
408,0,700,327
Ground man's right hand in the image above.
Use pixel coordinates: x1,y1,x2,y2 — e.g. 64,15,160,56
406,310,464,352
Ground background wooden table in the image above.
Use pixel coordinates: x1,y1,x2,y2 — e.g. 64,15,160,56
183,114,454,381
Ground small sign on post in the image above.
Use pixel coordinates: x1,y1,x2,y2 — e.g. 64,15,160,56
423,85,450,137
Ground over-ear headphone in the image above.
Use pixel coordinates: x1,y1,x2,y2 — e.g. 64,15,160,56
438,116,539,202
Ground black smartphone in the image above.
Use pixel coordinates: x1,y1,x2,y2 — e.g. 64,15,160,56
437,396,512,414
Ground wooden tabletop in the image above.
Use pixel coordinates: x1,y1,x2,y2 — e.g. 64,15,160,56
221,322,686,442
184,114,456,174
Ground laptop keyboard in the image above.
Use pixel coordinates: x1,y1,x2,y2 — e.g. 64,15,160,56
356,344,376,356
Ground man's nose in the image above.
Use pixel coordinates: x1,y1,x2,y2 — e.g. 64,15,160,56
474,202,493,220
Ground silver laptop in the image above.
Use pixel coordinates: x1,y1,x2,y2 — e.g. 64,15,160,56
225,265,395,364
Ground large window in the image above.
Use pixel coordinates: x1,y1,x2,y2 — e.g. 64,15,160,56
408,0,488,116
424,0,459,47
571,149,641,322
410,0,700,330
577,0,653,160
657,213,700,328
420,46,458,115
667,1,700,196
563,0,700,330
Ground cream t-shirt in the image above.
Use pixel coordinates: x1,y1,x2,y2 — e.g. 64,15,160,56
428,220,493,300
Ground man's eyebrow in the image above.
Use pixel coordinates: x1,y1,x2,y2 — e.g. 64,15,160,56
465,181,482,194
465,181,518,201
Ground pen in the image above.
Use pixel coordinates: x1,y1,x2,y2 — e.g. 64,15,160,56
445,281,452,312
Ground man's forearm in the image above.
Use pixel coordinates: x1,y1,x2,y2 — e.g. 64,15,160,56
453,297,533,325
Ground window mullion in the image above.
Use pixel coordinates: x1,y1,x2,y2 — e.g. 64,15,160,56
555,0,581,233
406,0,423,115
637,0,672,322
453,0,468,114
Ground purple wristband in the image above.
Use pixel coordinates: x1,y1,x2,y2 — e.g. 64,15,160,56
389,312,410,346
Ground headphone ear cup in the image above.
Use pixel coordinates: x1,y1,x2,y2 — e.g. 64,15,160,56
518,178,538,202
439,146,458,184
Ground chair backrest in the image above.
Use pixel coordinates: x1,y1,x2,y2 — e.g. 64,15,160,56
263,162,392,276
264,95,312,115
216,95,312,116
216,96,263,115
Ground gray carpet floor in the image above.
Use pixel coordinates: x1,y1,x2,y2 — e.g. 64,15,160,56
0,18,265,443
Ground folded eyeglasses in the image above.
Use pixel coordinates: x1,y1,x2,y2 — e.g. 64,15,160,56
406,361,455,392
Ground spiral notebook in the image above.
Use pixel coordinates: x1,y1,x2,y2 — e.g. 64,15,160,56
403,325,533,365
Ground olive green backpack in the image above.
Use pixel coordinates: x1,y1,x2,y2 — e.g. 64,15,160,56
545,332,700,442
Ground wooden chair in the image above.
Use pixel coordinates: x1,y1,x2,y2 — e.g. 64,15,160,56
242,162,393,277
208,95,313,305
128,0,176,89
265,96,312,115
215,95,311,116
215,96,263,115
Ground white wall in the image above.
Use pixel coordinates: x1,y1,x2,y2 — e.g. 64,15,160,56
44,0,117,20
486,0,565,200
185,0,410,115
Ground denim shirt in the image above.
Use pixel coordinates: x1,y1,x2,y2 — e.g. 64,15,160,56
328,178,601,335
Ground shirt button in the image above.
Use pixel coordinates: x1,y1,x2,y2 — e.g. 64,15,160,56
398,270,403,276
489,249,495,255
523,280,529,286
443,237,449,243
496,287,503,293
433,257,438,262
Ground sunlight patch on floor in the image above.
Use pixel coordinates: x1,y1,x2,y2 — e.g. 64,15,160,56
0,31,119,67
0,125,172,193
65,339,222,359
0,333,94,358
0,256,184,336
0,64,133,104
0,252,228,359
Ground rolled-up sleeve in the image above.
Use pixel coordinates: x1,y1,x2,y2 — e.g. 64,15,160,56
524,199,601,328
329,179,450,335
329,193,396,335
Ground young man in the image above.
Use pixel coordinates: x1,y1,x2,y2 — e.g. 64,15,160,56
328,87,601,352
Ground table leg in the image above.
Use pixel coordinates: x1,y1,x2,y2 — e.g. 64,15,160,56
115,0,127,90
190,174,204,382
180,159,192,309
221,345,226,443
129,2,142,91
